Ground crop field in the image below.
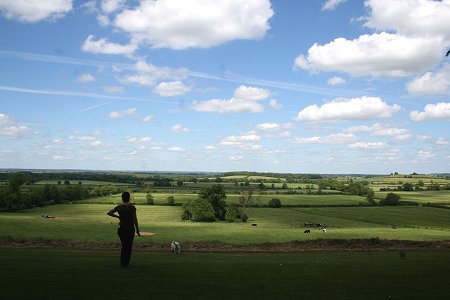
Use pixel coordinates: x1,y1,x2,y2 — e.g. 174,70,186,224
375,190,450,204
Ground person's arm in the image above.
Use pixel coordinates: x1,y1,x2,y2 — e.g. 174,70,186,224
107,207,120,219
133,210,140,236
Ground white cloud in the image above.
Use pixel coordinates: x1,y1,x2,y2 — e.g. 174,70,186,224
192,85,270,114
154,81,191,96
0,113,30,137
294,33,443,77
127,136,152,143
113,0,274,49
170,124,190,133
407,65,450,96
410,102,450,121
77,73,95,83
81,35,137,55
52,155,66,161
364,0,450,41
327,76,346,86
293,133,357,144
417,150,434,159
120,60,188,86
256,123,280,131
348,142,387,149
101,0,125,14
436,137,449,145
219,131,261,147
269,99,282,110
0,0,72,22
345,123,411,140
168,147,185,152
141,115,155,123
230,155,243,161
109,108,136,119
295,97,400,123
90,140,105,147
322,0,347,11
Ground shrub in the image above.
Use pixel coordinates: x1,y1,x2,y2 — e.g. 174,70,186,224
225,207,235,222
268,198,281,208
379,192,401,206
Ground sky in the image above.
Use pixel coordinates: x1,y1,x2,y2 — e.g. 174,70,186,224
0,0,449,174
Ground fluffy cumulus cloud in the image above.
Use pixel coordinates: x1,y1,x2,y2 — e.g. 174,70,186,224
120,60,188,86
108,107,136,119
101,0,125,14
0,113,30,137
364,0,450,41
0,0,72,22
81,35,137,55
218,131,261,148
295,97,400,123
154,81,191,96
294,33,443,77
407,65,450,96
296,0,450,78
113,0,274,50
192,85,271,114
410,102,450,121
322,0,347,11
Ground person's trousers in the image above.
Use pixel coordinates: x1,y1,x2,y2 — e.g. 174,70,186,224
118,227,135,267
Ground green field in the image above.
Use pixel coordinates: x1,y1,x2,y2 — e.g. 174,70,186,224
1,248,449,300
79,192,365,206
375,190,450,204
1,203,449,244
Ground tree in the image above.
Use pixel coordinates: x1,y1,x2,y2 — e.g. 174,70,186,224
238,185,260,214
268,198,281,208
402,182,414,191
380,192,401,206
146,193,154,205
186,199,216,222
198,184,227,220
366,189,376,205
167,195,175,206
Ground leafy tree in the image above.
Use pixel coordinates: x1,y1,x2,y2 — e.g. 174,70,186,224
146,193,154,205
402,182,414,191
380,193,401,206
238,185,260,214
268,198,281,208
198,184,227,220
281,182,288,189
167,195,175,206
186,199,216,222
366,189,376,205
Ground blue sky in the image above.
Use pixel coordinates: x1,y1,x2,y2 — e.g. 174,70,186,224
0,0,449,174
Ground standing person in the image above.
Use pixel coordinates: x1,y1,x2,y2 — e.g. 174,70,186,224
107,191,140,267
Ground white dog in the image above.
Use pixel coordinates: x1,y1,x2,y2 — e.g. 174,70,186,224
171,241,181,254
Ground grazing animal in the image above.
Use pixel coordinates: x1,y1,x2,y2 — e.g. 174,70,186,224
251,223,257,227
322,228,327,233
304,229,311,234
171,241,181,254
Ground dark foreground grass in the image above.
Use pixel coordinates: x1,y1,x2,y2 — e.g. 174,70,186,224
1,248,450,300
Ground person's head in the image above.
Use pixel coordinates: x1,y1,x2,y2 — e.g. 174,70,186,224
121,191,131,203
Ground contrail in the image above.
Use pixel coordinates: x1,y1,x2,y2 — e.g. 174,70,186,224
0,85,172,104
74,102,111,114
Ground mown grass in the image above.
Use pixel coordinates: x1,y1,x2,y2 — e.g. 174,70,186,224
1,204,449,244
1,248,450,300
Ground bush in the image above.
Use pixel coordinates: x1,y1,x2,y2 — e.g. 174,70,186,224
379,192,401,206
225,207,235,222
268,198,281,208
